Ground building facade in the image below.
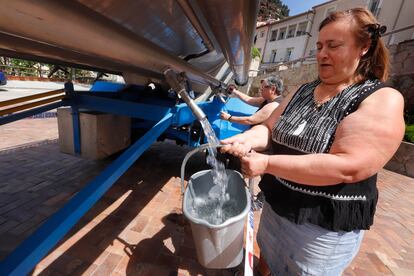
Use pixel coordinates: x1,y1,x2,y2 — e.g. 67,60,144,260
256,11,314,66
257,0,414,67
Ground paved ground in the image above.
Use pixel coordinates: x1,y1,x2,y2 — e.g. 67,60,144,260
0,118,413,275
0,118,59,149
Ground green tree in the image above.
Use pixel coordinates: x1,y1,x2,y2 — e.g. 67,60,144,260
252,47,261,59
258,0,290,21
0,56,95,80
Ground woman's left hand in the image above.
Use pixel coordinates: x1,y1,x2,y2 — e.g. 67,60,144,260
220,111,231,120
241,151,269,178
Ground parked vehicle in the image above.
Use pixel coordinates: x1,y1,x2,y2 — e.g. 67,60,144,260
0,70,6,85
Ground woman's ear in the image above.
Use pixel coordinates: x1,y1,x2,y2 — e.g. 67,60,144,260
361,50,368,57
361,43,371,57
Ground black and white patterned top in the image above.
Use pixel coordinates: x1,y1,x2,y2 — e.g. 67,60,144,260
259,78,385,231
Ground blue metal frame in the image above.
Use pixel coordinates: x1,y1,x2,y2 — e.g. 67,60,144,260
0,83,257,275
0,101,64,126
0,113,173,276
71,106,81,154
73,93,172,122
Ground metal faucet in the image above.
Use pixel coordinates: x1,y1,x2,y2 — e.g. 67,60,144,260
164,69,206,120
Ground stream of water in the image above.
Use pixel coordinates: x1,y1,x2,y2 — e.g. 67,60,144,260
189,117,240,225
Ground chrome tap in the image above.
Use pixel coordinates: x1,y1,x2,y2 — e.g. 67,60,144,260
164,69,206,120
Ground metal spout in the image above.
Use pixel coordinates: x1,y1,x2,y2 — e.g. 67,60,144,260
164,69,206,120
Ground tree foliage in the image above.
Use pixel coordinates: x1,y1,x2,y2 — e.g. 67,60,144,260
258,0,290,21
0,56,94,79
252,47,261,59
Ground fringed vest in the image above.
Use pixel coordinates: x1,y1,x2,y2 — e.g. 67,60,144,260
259,79,384,231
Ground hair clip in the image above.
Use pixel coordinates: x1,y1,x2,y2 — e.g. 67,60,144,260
367,24,387,40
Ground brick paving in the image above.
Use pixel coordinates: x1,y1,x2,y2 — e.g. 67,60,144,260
0,118,413,275
0,118,59,149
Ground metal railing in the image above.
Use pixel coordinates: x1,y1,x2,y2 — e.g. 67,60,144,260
259,54,316,75
0,64,66,78
0,89,64,116
0,63,122,84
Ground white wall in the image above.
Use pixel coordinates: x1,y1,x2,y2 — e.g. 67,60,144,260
263,36,308,63
305,0,367,57
260,12,313,64
255,25,269,55
305,0,413,55
377,0,414,45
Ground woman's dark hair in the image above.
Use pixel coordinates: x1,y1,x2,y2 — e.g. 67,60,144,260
319,8,389,82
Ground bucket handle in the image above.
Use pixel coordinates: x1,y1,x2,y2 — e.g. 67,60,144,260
180,143,224,195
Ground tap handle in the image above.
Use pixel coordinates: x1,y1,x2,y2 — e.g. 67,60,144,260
164,68,185,93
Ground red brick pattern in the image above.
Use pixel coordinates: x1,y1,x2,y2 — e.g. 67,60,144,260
0,119,413,275
0,118,59,149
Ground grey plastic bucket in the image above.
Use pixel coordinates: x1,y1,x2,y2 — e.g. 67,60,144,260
181,145,250,269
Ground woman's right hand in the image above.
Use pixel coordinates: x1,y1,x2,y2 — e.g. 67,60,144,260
227,84,236,94
220,134,252,158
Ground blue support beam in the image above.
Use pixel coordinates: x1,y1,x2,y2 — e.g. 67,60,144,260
172,97,225,127
0,113,173,276
71,106,81,154
0,101,64,126
73,94,172,121
173,102,211,126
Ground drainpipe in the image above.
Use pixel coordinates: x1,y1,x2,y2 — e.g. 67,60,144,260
262,23,272,64
302,10,315,60
388,0,405,45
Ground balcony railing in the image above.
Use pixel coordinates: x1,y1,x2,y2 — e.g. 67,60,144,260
259,54,316,75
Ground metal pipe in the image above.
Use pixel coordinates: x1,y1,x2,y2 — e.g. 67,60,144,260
387,0,405,45
383,24,414,37
0,1,222,88
0,95,64,116
261,23,272,63
0,101,63,126
164,69,206,120
0,89,64,108
0,32,163,80
177,0,214,52
302,11,315,62
195,0,260,86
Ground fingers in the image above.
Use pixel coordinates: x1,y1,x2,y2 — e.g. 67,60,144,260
227,84,236,93
219,144,233,154
241,160,253,178
241,151,268,178
241,151,254,164
220,134,251,157
220,138,237,154
220,136,237,145
221,142,249,158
